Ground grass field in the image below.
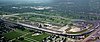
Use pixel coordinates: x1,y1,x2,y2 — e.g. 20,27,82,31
4,29,50,42
4,31,22,40
25,33,50,42
4,29,29,40
12,40,29,42
7,13,70,25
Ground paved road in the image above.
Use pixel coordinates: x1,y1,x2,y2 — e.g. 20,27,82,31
17,22,63,34
82,22,100,42
16,22,97,36
1,12,83,21
1,12,67,19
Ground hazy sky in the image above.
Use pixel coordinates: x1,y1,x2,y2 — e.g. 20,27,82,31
0,0,53,2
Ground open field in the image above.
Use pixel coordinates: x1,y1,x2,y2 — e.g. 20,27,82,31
4,31,22,40
4,13,71,25
4,29,50,42
25,32,50,42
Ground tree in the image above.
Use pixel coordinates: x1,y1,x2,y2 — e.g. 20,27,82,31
38,24,42,28
18,37,24,41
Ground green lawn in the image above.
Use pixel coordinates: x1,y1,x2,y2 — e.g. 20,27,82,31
4,29,30,40
13,39,30,42
4,31,22,40
4,29,50,42
15,29,30,34
25,33,50,42
8,13,70,25
19,40,29,42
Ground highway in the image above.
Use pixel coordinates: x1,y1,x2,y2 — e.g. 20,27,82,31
16,22,96,36
17,22,63,34
1,12,67,19
82,21,100,42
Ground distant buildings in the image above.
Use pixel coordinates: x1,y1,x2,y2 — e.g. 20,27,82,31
12,6,52,10
89,0,100,13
